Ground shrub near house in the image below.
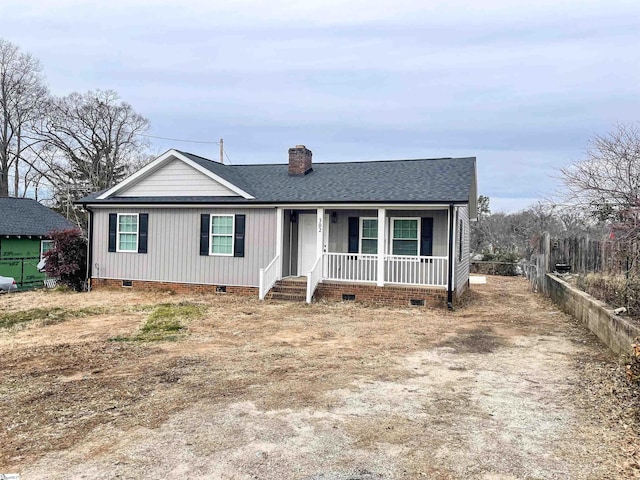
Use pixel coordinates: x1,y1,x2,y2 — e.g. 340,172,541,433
43,229,87,291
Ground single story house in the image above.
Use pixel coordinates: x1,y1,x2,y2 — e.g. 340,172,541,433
0,197,75,290
78,145,477,307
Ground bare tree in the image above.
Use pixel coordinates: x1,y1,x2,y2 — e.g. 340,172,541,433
38,89,150,190
35,89,150,226
560,124,640,225
0,38,48,197
471,197,575,258
477,195,491,220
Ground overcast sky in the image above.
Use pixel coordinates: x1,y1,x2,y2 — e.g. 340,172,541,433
2,0,638,212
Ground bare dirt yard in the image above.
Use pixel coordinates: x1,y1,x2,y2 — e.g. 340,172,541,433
1,276,639,479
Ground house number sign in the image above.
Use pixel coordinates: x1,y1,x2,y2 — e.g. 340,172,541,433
318,217,323,232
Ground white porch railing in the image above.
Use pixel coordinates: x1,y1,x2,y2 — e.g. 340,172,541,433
321,252,447,287
259,254,280,300
306,256,323,303
323,253,378,283
384,255,448,287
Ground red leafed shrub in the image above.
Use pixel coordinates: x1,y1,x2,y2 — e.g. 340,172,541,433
44,228,87,291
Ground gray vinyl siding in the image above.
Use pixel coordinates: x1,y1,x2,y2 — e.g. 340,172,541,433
327,209,448,256
92,207,276,287
455,205,470,296
328,209,376,253
281,212,292,277
120,159,239,197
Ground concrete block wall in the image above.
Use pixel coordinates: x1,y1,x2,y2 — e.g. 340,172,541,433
546,273,640,356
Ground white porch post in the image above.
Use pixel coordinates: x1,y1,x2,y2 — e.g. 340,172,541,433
377,208,385,286
276,207,283,279
316,208,324,260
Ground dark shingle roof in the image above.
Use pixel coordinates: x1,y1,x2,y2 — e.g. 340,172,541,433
228,158,475,203
78,150,476,205
179,151,256,196
0,198,75,236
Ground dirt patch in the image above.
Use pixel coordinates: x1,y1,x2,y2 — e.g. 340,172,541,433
436,326,505,353
1,277,639,479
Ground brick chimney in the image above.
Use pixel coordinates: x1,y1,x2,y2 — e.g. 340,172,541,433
288,145,313,176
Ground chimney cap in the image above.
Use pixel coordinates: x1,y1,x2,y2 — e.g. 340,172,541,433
294,144,306,149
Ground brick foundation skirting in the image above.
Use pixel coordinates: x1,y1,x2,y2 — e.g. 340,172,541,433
90,278,258,296
91,278,448,307
314,281,448,308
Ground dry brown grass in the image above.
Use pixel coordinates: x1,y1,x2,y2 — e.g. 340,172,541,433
0,278,638,479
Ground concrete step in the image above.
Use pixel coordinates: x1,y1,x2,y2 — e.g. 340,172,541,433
270,285,307,294
268,291,306,301
266,278,309,302
276,280,308,287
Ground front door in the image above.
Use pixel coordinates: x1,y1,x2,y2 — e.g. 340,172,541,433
298,214,317,275
297,213,329,275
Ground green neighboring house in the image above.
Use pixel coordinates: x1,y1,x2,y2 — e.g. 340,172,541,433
0,198,75,290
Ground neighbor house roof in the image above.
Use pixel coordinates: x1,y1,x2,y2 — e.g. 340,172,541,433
0,197,75,237
78,149,477,206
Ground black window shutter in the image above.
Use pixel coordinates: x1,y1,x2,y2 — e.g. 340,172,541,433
234,214,246,258
200,214,210,256
108,213,117,252
420,217,433,256
348,217,359,253
138,214,149,254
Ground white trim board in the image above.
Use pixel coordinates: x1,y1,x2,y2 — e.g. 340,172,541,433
92,276,259,288
86,203,459,210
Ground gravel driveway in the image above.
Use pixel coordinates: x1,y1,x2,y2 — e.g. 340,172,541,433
1,276,638,479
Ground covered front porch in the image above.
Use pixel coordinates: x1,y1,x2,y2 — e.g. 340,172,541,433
260,205,456,304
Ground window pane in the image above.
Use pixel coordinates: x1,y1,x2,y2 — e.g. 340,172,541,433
393,239,418,256
119,215,138,233
362,219,378,239
361,239,378,254
119,233,137,251
212,235,233,254
41,241,54,254
212,216,233,235
393,219,418,240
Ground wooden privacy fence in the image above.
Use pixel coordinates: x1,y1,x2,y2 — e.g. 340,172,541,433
523,232,640,293
524,233,640,320
548,237,639,275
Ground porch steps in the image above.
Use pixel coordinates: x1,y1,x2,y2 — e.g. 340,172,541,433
266,277,307,302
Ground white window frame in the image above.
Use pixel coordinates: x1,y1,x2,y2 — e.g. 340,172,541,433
116,213,139,253
390,217,421,256
40,240,54,260
210,214,235,256
359,217,378,254
458,218,464,262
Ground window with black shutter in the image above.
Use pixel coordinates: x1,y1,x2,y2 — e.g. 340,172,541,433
201,213,246,257
108,213,148,253
348,217,359,253
420,217,433,256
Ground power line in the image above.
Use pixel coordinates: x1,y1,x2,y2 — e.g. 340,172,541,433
141,133,221,144
223,148,233,165
142,133,234,164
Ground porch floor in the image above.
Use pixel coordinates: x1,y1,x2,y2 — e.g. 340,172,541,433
281,276,308,283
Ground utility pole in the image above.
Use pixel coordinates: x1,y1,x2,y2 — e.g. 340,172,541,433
220,138,224,164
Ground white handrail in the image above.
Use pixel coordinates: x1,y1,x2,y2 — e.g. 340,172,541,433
306,255,323,303
259,254,280,300
323,252,378,282
384,255,448,287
